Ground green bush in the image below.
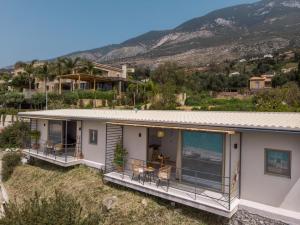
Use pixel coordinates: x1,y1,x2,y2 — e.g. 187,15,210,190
76,90,115,100
2,152,21,181
0,191,101,225
63,92,79,105
0,121,30,148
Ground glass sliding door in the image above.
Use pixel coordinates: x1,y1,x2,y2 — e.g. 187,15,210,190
182,131,224,191
48,120,63,145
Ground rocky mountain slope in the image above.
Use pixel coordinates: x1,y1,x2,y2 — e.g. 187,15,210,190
66,0,300,67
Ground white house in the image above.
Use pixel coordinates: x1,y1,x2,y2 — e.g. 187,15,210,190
18,109,300,224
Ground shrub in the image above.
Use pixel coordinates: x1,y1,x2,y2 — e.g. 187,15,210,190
63,92,79,105
0,191,102,225
2,152,21,181
76,90,115,100
0,121,30,149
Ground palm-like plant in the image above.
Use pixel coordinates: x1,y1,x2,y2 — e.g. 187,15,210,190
20,60,38,95
35,63,55,110
62,57,81,75
82,60,97,90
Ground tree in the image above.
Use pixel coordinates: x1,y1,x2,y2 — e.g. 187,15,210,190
63,57,81,74
35,62,57,109
82,59,97,90
10,74,29,91
272,75,288,87
20,60,38,95
5,92,25,109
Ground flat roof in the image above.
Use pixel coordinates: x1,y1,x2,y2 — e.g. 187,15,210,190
18,109,300,132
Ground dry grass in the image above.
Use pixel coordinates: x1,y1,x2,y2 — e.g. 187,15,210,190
4,162,227,225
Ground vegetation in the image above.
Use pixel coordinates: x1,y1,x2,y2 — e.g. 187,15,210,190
0,191,101,225
0,121,30,148
254,82,300,112
4,163,225,225
113,142,128,169
0,49,299,112
2,152,21,181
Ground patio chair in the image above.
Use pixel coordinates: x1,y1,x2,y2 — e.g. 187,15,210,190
131,159,145,183
54,143,64,156
45,140,54,155
156,165,172,191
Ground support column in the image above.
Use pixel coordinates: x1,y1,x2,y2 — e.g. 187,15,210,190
65,120,68,162
78,75,81,90
118,81,122,95
176,130,182,180
93,78,96,91
59,77,62,94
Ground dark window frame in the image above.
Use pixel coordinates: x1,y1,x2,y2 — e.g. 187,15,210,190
89,129,98,145
264,148,291,178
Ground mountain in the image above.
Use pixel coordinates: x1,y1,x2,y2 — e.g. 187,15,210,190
66,0,300,67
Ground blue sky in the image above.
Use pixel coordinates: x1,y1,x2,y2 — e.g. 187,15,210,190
0,0,257,68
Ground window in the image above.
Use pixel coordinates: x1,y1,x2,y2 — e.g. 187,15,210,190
89,129,98,145
265,149,291,178
48,120,62,144
182,131,224,191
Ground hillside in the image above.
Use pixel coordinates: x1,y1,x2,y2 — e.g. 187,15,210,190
65,0,300,67
4,162,224,225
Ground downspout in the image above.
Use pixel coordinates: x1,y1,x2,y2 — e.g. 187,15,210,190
239,132,242,199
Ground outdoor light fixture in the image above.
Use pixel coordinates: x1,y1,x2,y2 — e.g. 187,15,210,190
157,130,165,138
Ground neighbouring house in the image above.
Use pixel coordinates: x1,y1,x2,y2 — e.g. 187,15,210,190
35,64,134,95
249,74,273,91
263,54,273,59
229,72,240,77
18,109,300,224
281,67,297,74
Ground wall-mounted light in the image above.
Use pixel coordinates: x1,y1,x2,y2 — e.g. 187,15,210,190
157,130,165,138
234,143,238,149
138,132,142,137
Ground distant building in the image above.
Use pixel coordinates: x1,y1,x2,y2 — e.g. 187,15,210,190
229,72,240,77
249,74,273,91
263,54,273,59
281,67,297,74
34,63,135,95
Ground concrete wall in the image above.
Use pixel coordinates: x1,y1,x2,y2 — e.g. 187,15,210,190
241,131,300,211
160,129,178,162
123,126,147,162
37,119,48,145
81,120,106,165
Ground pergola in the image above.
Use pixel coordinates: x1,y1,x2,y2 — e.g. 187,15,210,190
58,73,127,94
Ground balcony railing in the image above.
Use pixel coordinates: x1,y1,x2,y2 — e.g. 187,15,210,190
108,157,239,210
25,140,80,163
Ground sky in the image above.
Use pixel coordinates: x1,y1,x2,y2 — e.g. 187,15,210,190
0,0,258,68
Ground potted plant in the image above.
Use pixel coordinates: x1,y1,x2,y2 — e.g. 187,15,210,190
113,141,128,172
30,130,41,150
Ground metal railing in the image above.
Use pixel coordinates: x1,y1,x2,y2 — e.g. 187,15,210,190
109,157,239,210
26,139,80,163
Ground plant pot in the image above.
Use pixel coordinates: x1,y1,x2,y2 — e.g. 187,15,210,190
115,164,124,172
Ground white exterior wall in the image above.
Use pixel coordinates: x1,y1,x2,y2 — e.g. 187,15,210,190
241,131,300,212
123,126,147,162
224,133,240,197
81,120,106,165
37,119,48,145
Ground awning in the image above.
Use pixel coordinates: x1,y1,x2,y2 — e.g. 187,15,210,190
106,122,235,134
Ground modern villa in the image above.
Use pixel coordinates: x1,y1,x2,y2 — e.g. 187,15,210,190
18,109,300,224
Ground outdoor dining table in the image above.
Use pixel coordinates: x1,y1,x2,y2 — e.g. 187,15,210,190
144,166,155,184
